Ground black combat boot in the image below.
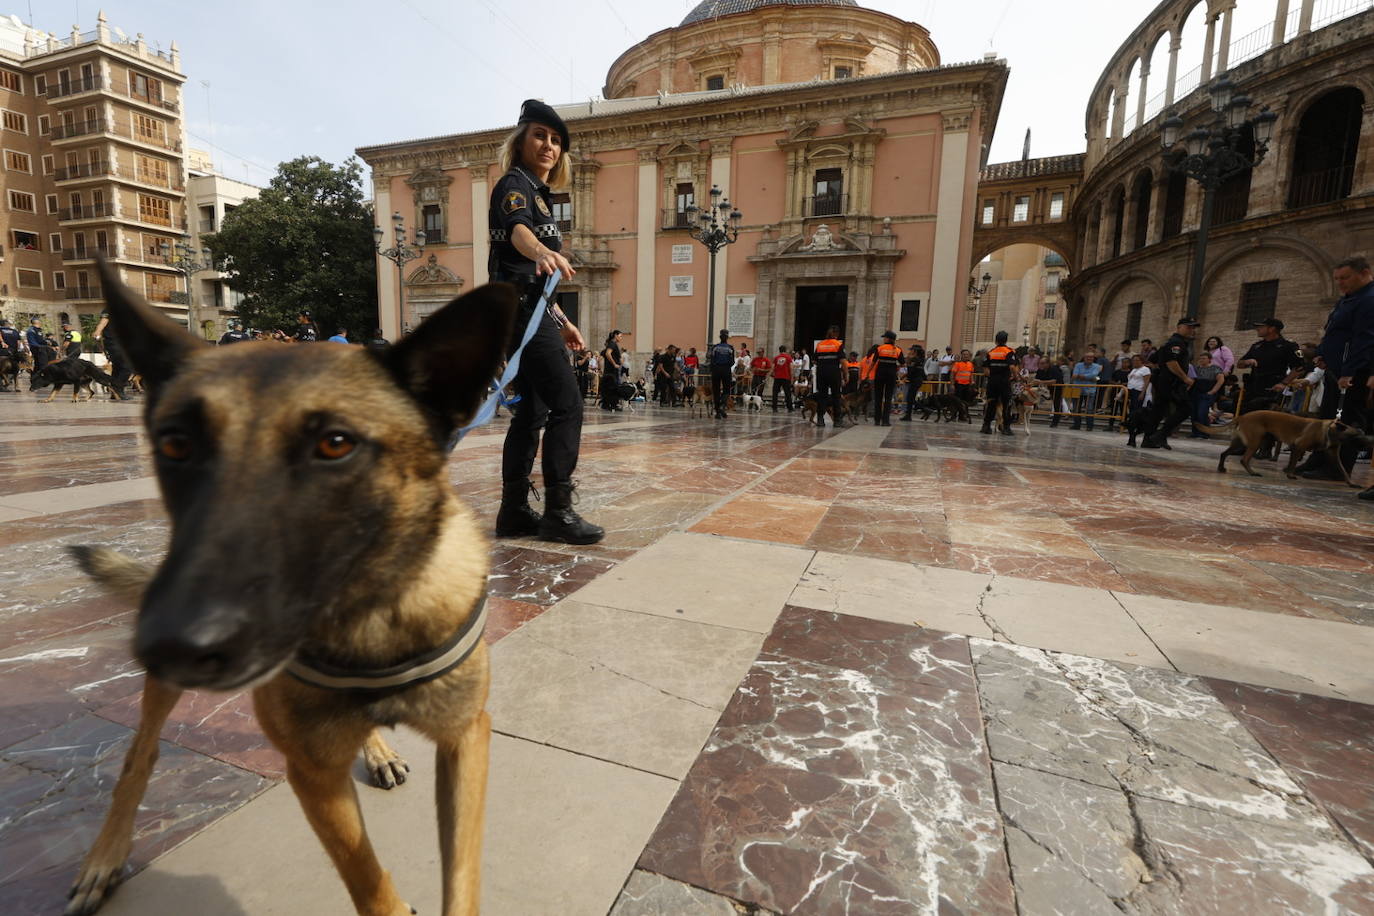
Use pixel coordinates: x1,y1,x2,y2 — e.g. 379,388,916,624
539,482,604,545
495,479,542,538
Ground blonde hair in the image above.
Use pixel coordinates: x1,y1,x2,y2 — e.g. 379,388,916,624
498,125,572,191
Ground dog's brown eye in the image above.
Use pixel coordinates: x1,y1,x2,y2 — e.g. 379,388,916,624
315,432,356,460
156,433,191,461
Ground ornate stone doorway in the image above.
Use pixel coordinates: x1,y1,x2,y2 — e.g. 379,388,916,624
794,285,847,350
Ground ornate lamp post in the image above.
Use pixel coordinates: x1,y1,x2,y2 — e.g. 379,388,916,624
373,211,426,332
966,271,991,311
685,185,741,346
1160,74,1277,318
160,237,212,336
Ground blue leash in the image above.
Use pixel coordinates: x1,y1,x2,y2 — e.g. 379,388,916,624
448,270,561,451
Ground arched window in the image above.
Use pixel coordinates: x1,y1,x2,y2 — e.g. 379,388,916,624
1288,87,1363,209
1213,124,1254,227
1161,171,1186,240
1131,171,1152,250
1110,186,1126,257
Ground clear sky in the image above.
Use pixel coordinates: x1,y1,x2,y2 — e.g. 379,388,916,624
29,0,1197,184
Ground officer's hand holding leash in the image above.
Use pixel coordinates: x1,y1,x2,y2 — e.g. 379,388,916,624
510,224,582,350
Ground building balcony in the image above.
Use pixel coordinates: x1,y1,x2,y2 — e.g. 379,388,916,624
44,74,103,99
51,118,107,141
57,203,115,221
64,285,103,301
803,193,848,218
51,118,183,154
1287,165,1355,210
199,219,216,233
661,208,695,230
54,161,115,182
62,245,114,261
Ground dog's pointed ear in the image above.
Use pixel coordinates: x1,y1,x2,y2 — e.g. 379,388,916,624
385,282,518,436
97,256,208,389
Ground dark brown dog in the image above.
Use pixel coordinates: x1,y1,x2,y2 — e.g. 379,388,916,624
64,258,515,916
1217,409,1371,485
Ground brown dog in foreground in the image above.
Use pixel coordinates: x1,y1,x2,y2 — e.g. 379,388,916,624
64,258,515,916
1217,409,1371,485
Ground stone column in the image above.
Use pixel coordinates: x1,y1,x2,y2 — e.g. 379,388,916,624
1216,6,1235,72
926,111,973,352
1136,61,1151,130
1350,102,1374,196
1165,33,1181,107
372,175,400,341
635,147,658,351
470,165,489,287
1201,13,1218,83
1272,0,1291,47
1298,0,1315,35
1146,174,1167,245
1111,86,1128,139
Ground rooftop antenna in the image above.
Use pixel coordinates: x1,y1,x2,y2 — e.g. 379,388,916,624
201,79,216,172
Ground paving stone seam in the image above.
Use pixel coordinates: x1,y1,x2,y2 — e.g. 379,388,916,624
490,729,684,783
967,645,1026,916
513,628,723,713
1107,590,1181,673
973,577,1015,644
587,600,777,637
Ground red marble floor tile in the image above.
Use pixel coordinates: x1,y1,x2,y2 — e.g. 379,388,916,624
807,505,953,565
0,596,131,652
483,596,546,644
947,545,1133,591
752,470,850,502
1208,679,1374,859
658,467,757,494
1093,546,1326,618
786,455,863,474
833,473,942,509
486,544,616,606
640,607,1016,915
689,494,829,546
95,681,286,779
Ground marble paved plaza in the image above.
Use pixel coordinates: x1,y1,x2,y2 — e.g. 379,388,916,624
3,395,1374,915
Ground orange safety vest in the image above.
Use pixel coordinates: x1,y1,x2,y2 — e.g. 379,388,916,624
815,338,844,371
875,342,903,366
860,354,876,381
953,360,974,385
986,345,1017,372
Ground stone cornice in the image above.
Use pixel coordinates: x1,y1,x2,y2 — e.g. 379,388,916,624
358,62,1008,176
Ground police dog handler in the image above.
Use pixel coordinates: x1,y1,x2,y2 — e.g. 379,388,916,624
489,99,603,545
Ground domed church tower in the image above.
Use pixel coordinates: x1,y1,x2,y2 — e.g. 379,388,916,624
604,0,939,98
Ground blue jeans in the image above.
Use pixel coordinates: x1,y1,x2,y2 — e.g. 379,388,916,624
1191,390,1217,427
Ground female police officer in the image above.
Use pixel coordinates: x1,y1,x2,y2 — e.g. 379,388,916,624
489,99,603,544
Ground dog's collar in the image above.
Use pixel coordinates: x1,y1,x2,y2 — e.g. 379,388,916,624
286,596,487,693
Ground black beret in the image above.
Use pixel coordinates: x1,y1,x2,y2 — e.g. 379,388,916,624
518,99,570,151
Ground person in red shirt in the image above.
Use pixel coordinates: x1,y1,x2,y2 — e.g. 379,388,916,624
683,346,699,385
750,351,771,395
771,346,794,411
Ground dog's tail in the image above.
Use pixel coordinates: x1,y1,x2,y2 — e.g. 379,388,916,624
68,545,153,603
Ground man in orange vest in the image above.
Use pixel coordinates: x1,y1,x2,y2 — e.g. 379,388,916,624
982,330,1018,435
813,325,846,427
871,330,905,426
844,352,861,393
952,349,975,402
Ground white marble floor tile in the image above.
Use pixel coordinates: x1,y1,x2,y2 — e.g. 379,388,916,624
569,531,813,633
101,728,677,916
0,477,159,515
1116,591,1374,704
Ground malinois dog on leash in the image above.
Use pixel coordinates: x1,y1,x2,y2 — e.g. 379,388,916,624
64,259,515,916
1217,409,1371,485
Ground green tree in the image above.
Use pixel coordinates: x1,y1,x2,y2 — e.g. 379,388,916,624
202,156,378,337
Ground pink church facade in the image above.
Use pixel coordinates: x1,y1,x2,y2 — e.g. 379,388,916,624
357,1,1006,362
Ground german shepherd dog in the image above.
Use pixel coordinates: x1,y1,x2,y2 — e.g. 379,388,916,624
30,355,124,402
1217,409,1372,485
0,349,25,390
63,259,515,916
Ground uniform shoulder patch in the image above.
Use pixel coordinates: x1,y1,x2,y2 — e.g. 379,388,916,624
534,195,551,217
504,190,527,213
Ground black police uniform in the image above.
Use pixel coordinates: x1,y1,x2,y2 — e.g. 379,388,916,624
707,340,735,418
98,312,133,389
488,164,583,487
219,328,251,345
293,321,318,342
1237,336,1302,414
1314,279,1374,476
0,325,18,359
26,324,53,370
601,340,623,410
1144,333,1192,445
872,342,903,426
982,344,1017,433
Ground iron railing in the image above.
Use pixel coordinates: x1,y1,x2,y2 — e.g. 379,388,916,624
1287,165,1355,209
57,203,115,220
804,193,847,218
54,161,113,181
64,286,102,300
61,245,113,260
661,208,695,229
44,74,102,99
51,118,106,140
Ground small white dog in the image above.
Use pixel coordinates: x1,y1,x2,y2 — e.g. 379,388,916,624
741,393,764,411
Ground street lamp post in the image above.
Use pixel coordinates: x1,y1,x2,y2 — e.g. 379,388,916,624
160,237,213,337
1160,74,1277,318
373,211,426,333
686,185,741,346
966,271,991,311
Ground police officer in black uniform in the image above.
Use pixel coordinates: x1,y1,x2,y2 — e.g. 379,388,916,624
293,312,318,342
218,321,251,345
489,99,602,545
1235,318,1304,414
1141,316,1200,449
871,331,904,426
707,329,735,419
981,330,1017,435
92,310,132,395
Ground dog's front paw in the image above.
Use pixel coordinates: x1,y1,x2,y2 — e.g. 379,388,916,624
362,734,410,790
66,855,129,916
